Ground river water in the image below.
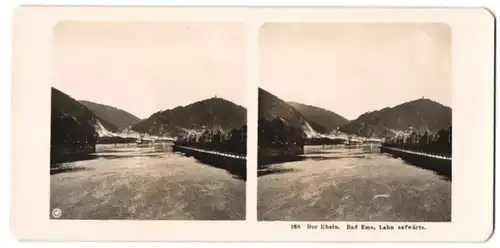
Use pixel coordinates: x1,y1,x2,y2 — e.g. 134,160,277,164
50,143,245,220
258,145,451,222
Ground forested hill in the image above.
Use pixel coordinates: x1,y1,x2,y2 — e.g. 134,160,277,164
288,101,349,133
51,87,119,147
340,98,452,137
79,100,141,131
258,88,328,136
131,97,246,137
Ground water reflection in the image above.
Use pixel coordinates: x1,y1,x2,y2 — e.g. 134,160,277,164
51,143,246,220
50,166,95,175
258,145,451,222
258,145,449,180
51,143,247,181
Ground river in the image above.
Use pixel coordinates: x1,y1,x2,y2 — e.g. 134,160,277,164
50,143,246,220
258,145,451,222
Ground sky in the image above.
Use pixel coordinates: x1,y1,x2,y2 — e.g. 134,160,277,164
53,21,247,119
259,23,452,120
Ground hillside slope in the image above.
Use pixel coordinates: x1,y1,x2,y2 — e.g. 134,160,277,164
51,87,119,147
131,97,246,137
340,98,452,137
79,100,141,131
288,101,349,133
258,88,328,137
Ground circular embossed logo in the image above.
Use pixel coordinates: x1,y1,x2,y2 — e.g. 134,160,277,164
52,208,62,219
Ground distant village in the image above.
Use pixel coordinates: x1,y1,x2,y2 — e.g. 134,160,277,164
52,107,450,165
175,125,247,156
383,125,452,155
95,127,175,145
257,116,452,158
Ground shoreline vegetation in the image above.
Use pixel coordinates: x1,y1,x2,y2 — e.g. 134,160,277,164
50,87,247,166
51,84,451,169
382,126,452,157
174,125,247,157
256,114,452,167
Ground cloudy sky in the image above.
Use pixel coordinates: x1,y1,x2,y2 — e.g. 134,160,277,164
259,23,451,120
53,21,247,119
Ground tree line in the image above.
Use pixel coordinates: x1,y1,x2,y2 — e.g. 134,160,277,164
383,126,452,156
51,112,98,149
258,118,305,149
175,125,247,156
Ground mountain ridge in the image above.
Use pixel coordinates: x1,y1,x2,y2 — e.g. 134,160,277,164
258,88,328,136
79,100,142,131
340,97,452,137
287,101,349,133
51,87,119,145
131,96,247,137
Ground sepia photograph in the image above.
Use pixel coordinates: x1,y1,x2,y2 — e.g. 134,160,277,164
50,21,247,220
10,6,494,242
258,23,452,222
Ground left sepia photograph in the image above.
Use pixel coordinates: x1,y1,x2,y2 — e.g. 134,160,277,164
50,22,247,220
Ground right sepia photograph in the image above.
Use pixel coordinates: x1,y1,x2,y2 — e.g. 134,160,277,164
258,23,452,222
